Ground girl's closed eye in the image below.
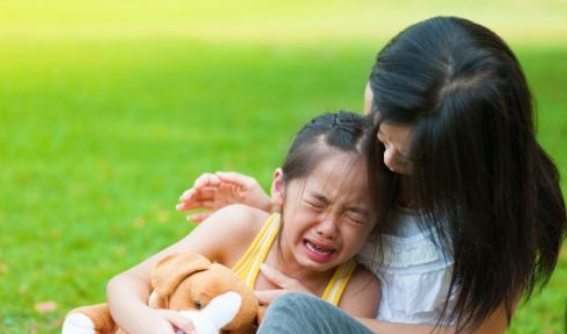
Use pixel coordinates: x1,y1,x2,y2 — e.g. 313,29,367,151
345,212,368,226
305,199,326,210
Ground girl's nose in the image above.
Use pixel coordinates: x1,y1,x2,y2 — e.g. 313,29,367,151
316,216,339,239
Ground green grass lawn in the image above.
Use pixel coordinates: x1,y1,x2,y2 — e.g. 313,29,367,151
1,1,566,333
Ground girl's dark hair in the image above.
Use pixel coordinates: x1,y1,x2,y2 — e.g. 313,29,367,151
275,111,372,263
282,111,371,183
366,16,566,331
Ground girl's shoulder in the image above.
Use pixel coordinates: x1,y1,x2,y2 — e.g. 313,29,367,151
206,204,271,236
338,265,381,318
195,204,272,263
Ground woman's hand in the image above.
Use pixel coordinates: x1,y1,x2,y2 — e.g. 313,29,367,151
176,171,273,222
255,264,314,306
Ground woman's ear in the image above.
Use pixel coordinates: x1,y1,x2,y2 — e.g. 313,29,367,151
270,168,285,211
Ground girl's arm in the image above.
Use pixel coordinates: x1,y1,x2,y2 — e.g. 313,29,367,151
338,267,381,318
255,265,380,318
107,204,264,334
107,271,194,334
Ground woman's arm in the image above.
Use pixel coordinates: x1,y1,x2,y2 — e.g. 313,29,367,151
358,297,516,334
106,205,264,333
177,171,273,222
257,293,515,334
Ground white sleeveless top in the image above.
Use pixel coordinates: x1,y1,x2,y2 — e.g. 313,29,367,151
356,207,457,325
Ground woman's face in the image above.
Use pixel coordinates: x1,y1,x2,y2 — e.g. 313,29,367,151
364,83,414,175
377,122,414,175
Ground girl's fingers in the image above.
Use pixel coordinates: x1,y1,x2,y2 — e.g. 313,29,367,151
260,264,314,296
162,312,197,334
260,264,299,289
254,289,288,305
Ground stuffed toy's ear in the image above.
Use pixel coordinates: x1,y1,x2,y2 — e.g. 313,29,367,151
151,252,211,305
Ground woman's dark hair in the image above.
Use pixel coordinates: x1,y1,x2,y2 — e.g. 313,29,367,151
282,111,371,183
366,16,566,331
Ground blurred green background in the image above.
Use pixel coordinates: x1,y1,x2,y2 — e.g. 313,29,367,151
1,1,566,333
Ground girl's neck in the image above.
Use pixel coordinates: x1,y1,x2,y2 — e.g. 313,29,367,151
264,241,334,294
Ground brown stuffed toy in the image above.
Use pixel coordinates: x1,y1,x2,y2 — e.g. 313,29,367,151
62,252,261,334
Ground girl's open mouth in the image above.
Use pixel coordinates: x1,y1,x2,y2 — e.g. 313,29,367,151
303,240,336,262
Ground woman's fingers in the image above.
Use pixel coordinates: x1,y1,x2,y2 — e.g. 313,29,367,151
177,186,219,211
179,187,216,204
194,172,221,189
186,211,212,223
217,171,272,211
177,171,270,222
215,171,256,188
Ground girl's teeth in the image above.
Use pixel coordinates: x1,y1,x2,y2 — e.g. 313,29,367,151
306,241,332,255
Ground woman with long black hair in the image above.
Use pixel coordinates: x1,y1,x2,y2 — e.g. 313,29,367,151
177,16,566,334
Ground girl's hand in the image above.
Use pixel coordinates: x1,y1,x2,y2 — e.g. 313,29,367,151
134,309,197,334
254,264,314,306
176,171,273,222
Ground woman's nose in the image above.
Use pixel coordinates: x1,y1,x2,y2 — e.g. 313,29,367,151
383,147,397,172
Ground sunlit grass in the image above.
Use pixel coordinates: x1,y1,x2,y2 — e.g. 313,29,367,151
1,0,566,44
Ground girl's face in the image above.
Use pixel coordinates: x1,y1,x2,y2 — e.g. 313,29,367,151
364,82,414,175
273,153,374,273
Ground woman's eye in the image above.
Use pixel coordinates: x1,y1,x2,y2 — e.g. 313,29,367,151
397,154,414,166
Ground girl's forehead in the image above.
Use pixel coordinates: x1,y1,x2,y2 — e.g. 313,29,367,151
299,153,368,200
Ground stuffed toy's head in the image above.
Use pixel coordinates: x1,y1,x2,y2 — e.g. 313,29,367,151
149,252,260,334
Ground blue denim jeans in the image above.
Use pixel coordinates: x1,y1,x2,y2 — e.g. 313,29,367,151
257,293,375,334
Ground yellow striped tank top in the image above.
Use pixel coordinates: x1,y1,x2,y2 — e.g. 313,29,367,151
232,213,358,306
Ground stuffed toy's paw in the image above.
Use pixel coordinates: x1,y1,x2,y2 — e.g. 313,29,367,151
176,291,242,334
62,313,97,334
62,304,117,334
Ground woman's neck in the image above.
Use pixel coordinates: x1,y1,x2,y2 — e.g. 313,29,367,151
398,176,416,208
